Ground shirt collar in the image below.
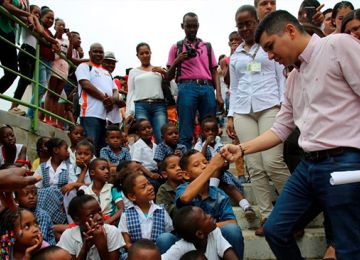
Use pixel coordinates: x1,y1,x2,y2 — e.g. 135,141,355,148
297,34,320,68
236,42,259,53
88,183,112,194
45,158,68,170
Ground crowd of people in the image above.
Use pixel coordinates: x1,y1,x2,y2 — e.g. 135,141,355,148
0,0,360,259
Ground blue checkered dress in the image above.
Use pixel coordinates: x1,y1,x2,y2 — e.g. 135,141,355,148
37,162,69,224
125,205,165,242
154,142,187,162
34,207,56,245
100,146,131,165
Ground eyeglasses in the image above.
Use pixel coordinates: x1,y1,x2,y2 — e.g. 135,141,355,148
236,20,257,30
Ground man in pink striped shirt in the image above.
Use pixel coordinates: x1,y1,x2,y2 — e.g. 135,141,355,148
221,10,360,260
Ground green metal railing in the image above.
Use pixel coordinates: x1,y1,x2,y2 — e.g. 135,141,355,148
0,6,77,131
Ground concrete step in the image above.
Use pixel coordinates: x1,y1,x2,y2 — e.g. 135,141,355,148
243,228,327,260
233,206,324,230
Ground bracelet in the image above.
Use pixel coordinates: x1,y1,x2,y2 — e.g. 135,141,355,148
238,144,245,157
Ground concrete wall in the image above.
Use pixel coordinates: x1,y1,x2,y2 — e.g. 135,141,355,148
0,110,70,161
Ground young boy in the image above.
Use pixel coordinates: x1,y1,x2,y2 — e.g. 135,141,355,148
194,116,255,222
15,184,56,245
162,206,238,260
127,239,161,260
154,123,187,166
176,150,244,259
84,158,123,225
156,155,184,219
100,125,131,170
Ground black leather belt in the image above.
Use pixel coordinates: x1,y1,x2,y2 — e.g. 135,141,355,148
303,147,359,162
179,79,213,85
135,98,165,103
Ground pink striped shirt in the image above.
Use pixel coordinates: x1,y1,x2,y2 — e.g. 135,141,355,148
271,34,360,152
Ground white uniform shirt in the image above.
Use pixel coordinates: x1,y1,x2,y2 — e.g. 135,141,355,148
228,43,285,116
118,201,173,239
76,63,117,119
84,183,114,217
57,224,124,259
130,138,157,171
161,228,232,260
34,159,69,188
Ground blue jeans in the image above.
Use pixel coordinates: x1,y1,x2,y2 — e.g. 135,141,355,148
263,150,360,260
156,232,179,254
80,117,106,156
28,59,53,118
135,101,168,143
221,223,244,260
177,82,216,149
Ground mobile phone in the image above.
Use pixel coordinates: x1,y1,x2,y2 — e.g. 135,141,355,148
64,28,69,33
304,6,316,23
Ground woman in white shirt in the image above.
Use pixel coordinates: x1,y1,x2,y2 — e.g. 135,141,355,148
227,5,290,233
125,42,168,143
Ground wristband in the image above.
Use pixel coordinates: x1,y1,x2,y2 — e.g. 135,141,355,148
238,144,245,157
209,178,220,187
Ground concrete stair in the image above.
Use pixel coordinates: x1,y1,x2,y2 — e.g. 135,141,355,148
233,182,327,260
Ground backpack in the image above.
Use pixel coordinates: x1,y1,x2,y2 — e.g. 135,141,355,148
73,64,92,118
175,39,213,82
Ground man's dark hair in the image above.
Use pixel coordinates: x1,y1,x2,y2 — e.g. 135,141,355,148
255,10,306,43
322,8,333,16
71,31,80,36
341,9,360,33
183,12,198,23
30,246,65,260
300,0,320,10
235,5,258,20
128,239,160,259
174,206,199,242
179,149,199,171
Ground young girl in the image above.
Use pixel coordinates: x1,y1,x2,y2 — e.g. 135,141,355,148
130,119,163,189
0,125,29,169
0,208,48,260
332,1,354,34
341,8,360,40
34,137,70,224
84,158,124,225
67,124,85,166
27,6,58,119
44,18,72,128
57,190,124,259
31,136,50,172
118,173,173,250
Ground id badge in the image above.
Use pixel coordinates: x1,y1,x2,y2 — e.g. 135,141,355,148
247,62,261,72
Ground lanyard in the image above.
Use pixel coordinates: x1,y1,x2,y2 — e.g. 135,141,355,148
242,44,260,61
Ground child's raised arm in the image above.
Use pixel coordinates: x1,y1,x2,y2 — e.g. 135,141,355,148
180,154,224,204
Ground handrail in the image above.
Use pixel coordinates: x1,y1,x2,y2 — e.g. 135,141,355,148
0,5,78,131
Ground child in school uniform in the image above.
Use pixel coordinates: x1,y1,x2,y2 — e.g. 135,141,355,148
162,206,238,260
57,190,125,259
194,116,255,222
118,173,173,251
15,184,56,245
0,125,29,168
154,123,187,167
31,136,50,172
67,124,85,166
130,119,164,189
84,158,123,225
176,150,244,259
100,125,131,172
34,137,70,224
156,155,184,219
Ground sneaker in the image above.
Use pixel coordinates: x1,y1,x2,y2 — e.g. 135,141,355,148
244,207,256,222
8,107,26,116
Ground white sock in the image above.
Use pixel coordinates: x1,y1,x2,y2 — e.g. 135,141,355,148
239,199,250,210
209,178,220,187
